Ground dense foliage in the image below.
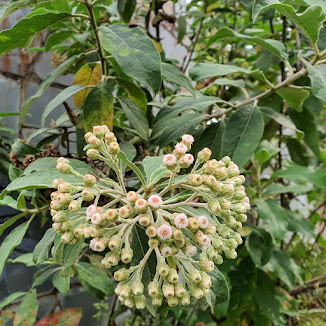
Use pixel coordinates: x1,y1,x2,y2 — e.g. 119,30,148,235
0,0,325,325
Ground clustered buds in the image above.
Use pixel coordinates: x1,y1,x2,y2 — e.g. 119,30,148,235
50,126,250,309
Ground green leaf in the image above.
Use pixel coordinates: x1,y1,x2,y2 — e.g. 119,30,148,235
189,62,266,81
222,105,264,167
286,211,315,238
76,262,114,295
263,182,313,195
207,26,288,60
0,12,71,56
246,226,273,266
8,253,36,267
117,151,146,186
33,228,56,265
0,213,26,237
259,106,303,137
0,218,33,276
0,0,53,23
53,270,70,294
99,24,161,94
12,139,38,160
17,193,26,210
117,79,147,113
9,165,24,182
161,62,195,96
288,107,320,158
177,15,186,43
256,198,288,242
149,167,170,186
118,97,149,140
142,156,164,181
32,267,58,287
286,137,310,166
41,85,92,127
117,0,136,22
252,1,325,44
207,266,229,305
207,78,246,89
272,166,326,189
276,86,310,112
63,240,84,269
254,140,280,164
45,30,74,52
19,53,85,127
0,292,26,310
82,81,114,132
304,61,326,102
253,270,281,323
13,289,38,326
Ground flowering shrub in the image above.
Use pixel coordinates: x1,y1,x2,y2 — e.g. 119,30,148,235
50,125,249,308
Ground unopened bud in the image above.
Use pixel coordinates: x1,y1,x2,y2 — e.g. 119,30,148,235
214,167,228,180
188,174,203,187
108,235,121,251
86,148,100,160
87,135,101,148
138,213,151,227
105,131,117,144
197,147,211,162
93,125,109,138
146,225,157,238
121,247,133,264
189,285,204,299
105,209,118,222
82,189,95,202
175,283,186,298
157,263,170,277
167,296,178,307
135,199,149,213
135,294,146,309
197,260,214,272
148,238,159,248
83,174,96,187
148,281,160,297
108,142,120,155
167,268,179,283
68,200,81,212
52,178,64,189
114,268,130,281
162,281,174,298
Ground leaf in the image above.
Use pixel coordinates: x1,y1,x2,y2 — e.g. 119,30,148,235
263,183,313,195
117,151,146,186
0,292,26,310
32,267,58,287
142,156,164,182
0,12,71,56
149,167,170,186
76,262,114,295
253,270,281,323
303,61,326,102
207,26,288,60
207,78,246,89
177,16,187,43
246,226,273,266
53,270,70,294
256,198,288,242
0,213,26,237
207,266,229,305
286,137,310,166
8,253,36,267
286,211,315,238
119,141,137,172
13,289,38,326
82,82,114,132
99,24,161,94
259,106,304,137
161,63,195,96
34,308,82,326
45,30,74,52
11,139,39,160
117,0,136,22
289,107,320,158
272,166,326,189
19,53,85,127
63,240,84,269
72,63,102,108
117,79,148,113
221,105,264,167
254,140,280,164
33,228,56,265
189,62,266,81
0,218,33,276
0,0,54,23
252,1,325,44
276,86,310,112
41,85,92,127
118,97,149,140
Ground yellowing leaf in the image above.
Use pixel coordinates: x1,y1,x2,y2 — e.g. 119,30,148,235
72,63,102,108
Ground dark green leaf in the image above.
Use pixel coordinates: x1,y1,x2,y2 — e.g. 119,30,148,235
254,140,279,164
303,61,326,102
53,270,70,294
33,228,56,265
263,183,313,196
207,266,229,305
286,137,310,166
45,30,74,51
0,292,26,310
0,212,26,237
117,0,136,22
11,139,38,160
32,267,58,287
99,24,161,94
286,211,315,238
177,15,186,43
63,240,84,269
276,86,310,112
222,105,264,166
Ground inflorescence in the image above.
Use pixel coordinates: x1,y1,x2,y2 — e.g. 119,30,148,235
50,125,250,309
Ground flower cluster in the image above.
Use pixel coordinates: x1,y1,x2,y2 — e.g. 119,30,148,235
50,126,250,309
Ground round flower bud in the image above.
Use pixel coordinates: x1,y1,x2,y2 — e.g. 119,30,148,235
106,252,120,266
84,132,93,142
174,142,188,156
167,268,179,283
86,148,100,160
119,205,134,219
87,135,101,148
119,284,131,299
148,194,162,209
220,209,232,219
175,283,186,298
108,235,121,251
68,200,81,212
208,200,221,215
197,147,211,162
52,211,66,223
82,189,95,202
138,214,151,227
135,199,149,213
214,167,228,180
167,296,178,307
204,175,218,189
146,225,157,238
203,159,219,174
114,268,130,282
124,297,134,309
50,191,59,201
179,154,194,168
233,232,243,245
188,218,200,231
225,248,237,259
172,228,183,240
232,203,246,214
89,238,106,252
135,294,146,309
157,263,170,277
50,200,64,211
214,255,223,265
160,244,173,257
91,213,105,226
225,216,237,228
121,247,133,264
199,274,212,289
157,223,173,240
132,281,144,296
148,238,159,248
197,215,208,229
105,131,117,144
105,209,118,222
162,281,175,298
174,213,189,229
219,198,232,210
225,238,238,249
57,157,69,164
174,238,185,248
228,163,240,177
218,225,231,238
89,225,103,238
127,191,138,205
181,134,194,146
221,183,235,197
52,178,64,189
58,182,74,194
93,125,109,138
50,209,57,217
188,174,203,187
222,156,231,166
73,225,84,238
163,154,178,170
61,232,74,243
152,294,163,307
148,282,160,297
205,225,217,235
189,286,204,299
188,269,202,283
83,174,96,187
108,142,120,155
184,244,197,257
86,204,97,218
52,222,61,232
101,257,112,268
180,292,190,306
198,260,214,272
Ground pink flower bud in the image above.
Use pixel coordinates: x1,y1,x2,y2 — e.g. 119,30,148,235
56,162,71,174
205,225,216,235
181,134,194,146
163,154,177,169
184,244,197,257
105,209,118,222
214,167,228,180
87,135,101,148
174,142,187,156
197,215,208,229
57,157,69,164
86,148,100,160
52,222,61,232
89,238,106,252
188,174,203,186
52,178,64,189
108,142,120,155
83,174,96,187
197,147,211,162
135,198,149,213
179,154,194,168
148,194,162,209
82,189,95,202
57,193,72,205
174,213,189,229
119,205,134,219
157,223,173,240
203,159,219,174
52,211,66,223
198,260,214,272
148,282,160,297
138,214,151,227
50,200,64,210
105,131,117,144
50,191,59,200
228,163,240,177
91,213,105,225
127,191,138,205
93,125,109,138
68,200,81,212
